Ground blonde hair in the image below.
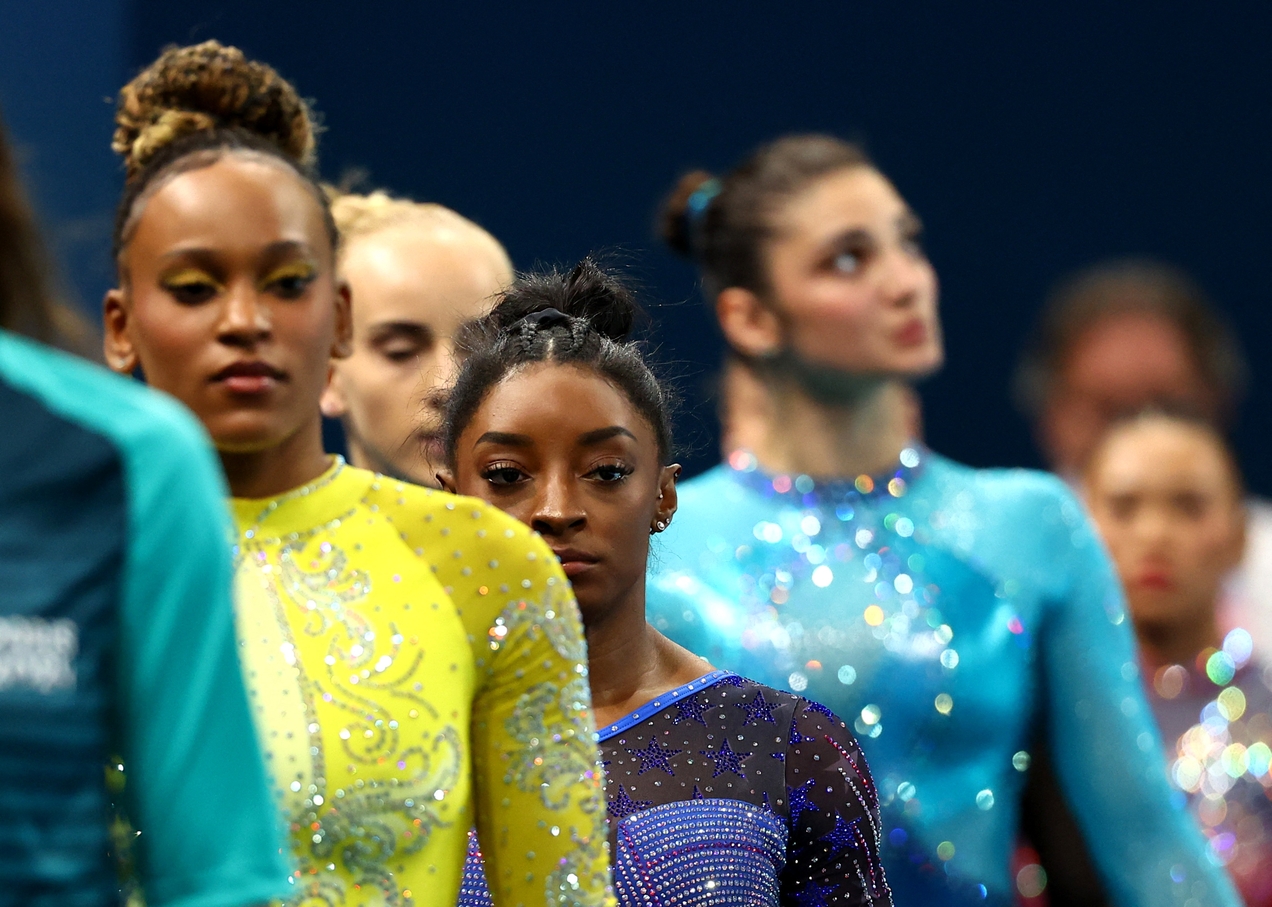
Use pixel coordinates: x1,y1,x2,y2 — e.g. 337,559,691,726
329,190,512,279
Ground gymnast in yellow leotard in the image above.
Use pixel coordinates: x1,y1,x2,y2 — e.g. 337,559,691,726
101,41,611,907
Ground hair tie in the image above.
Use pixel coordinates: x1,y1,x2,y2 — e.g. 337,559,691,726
517,307,571,331
686,179,722,230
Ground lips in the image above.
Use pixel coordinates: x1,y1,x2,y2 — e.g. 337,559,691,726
894,319,928,346
212,360,286,394
551,547,599,578
1136,569,1174,591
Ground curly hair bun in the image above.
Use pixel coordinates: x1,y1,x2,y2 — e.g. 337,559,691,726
490,258,638,343
658,170,717,258
113,40,315,180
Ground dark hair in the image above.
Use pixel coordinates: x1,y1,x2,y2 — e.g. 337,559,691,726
111,41,336,261
1014,259,1247,424
0,108,58,340
658,134,873,300
443,258,674,466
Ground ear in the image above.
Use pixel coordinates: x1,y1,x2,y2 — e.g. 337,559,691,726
435,468,458,494
330,279,353,359
651,463,681,533
102,288,138,375
320,364,349,418
716,287,782,358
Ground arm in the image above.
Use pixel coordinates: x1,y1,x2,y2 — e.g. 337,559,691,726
780,701,892,907
117,408,289,907
1038,482,1240,907
448,504,614,907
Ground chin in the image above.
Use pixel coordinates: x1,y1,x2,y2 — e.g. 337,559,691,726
207,417,298,454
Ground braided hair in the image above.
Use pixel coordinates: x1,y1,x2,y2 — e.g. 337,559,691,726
111,40,336,261
442,258,674,466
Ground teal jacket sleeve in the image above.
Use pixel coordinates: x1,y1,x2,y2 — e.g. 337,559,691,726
115,398,290,907
1037,481,1240,907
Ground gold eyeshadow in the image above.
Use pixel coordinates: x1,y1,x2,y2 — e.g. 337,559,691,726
160,268,223,291
261,261,318,287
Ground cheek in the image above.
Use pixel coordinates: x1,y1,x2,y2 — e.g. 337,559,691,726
130,297,214,373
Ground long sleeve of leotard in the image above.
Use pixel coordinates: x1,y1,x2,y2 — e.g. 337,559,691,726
419,500,614,907
781,701,892,907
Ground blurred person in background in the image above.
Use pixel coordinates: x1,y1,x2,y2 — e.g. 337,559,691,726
100,41,611,907
1014,260,1272,655
1,107,287,905
320,190,511,487
644,133,1240,906
1085,411,1272,906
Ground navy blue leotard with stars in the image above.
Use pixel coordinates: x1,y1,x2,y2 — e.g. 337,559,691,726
459,670,891,906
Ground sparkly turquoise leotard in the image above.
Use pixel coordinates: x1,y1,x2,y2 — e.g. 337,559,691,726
647,446,1240,906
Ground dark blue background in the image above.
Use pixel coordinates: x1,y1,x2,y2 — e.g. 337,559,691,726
4,2,1269,487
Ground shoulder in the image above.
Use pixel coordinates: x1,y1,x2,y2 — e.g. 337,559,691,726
0,332,221,495
365,477,551,564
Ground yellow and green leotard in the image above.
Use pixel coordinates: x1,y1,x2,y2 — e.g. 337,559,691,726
230,457,612,907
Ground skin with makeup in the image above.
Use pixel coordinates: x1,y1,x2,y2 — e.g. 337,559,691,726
99,41,611,907
442,261,892,907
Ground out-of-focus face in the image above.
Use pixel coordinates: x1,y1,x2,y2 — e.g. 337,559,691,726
104,155,348,452
1040,313,1213,477
448,362,677,623
1085,418,1244,637
762,166,943,379
322,225,508,486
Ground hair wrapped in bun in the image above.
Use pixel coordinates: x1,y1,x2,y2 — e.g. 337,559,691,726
111,40,333,258
443,258,674,465
658,135,872,300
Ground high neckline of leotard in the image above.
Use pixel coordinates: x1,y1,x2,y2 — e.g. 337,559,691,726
230,456,378,542
722,442,929,503
596,669,738,741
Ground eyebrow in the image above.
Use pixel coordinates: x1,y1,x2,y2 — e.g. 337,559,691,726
577,426,638,445
472,426,638,449
473,431,533,448
159,239,315,264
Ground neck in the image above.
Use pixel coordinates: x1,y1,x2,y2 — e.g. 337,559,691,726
1134,610,1223,671
728,365,914,477
220,420,332,499
584,579,711,727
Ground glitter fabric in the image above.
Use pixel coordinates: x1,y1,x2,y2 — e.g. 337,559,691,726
1147,630,1272,905
646,446,1241,906
232,457,612,907
460,671,892,906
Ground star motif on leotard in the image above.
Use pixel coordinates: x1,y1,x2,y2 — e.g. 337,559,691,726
673,693,710,726
607,784,652,819
787,778,818,824
802,700,836,720
738,690,778,726
626,737,682,775
794,879,836,907
822,813,863,852
789,720,810,745
719,674,745,686
691,784,705,799
699,738,751,778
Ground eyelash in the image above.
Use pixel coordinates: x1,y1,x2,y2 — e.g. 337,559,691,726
159,268,317,305
480,462,527,488
478,461,634,488
588,462,633,483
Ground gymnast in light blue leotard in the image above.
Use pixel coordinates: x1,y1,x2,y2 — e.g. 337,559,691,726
645,134,1240,906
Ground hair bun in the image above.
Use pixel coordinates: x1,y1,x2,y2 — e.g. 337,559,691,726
489,258,638,342
113,40,315,180
658,170,717,258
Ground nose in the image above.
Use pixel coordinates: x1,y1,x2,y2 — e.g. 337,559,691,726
878,245,932,309
217,283,272,348
528,472,586,539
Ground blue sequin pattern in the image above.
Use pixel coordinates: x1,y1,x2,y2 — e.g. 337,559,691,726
459,672,892,906
645,447,1241,906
